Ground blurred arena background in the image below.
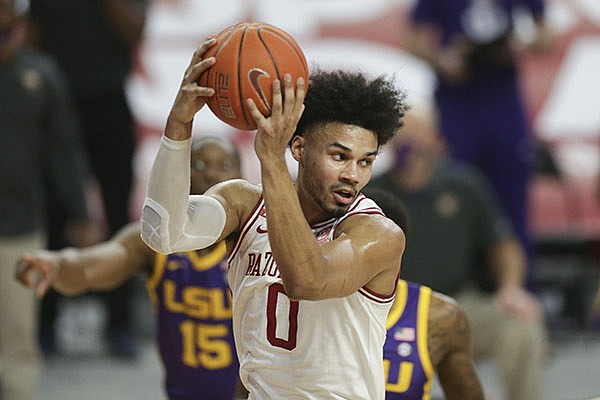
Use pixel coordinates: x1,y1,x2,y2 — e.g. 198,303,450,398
37,0,600,399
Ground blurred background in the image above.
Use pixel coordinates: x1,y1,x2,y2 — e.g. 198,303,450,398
5,0,600,399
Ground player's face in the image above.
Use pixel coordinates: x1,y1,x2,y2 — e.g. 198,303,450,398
190,141,241,195
294,122,378,220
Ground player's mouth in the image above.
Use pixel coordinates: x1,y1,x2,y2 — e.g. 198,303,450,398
332,188,355,206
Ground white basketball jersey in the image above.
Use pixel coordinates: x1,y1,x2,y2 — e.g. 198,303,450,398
228,193,396,399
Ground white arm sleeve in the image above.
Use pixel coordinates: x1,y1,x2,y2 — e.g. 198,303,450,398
140,136,226,254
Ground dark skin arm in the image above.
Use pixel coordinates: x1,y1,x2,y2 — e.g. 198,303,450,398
428,292,484,400
15,222,154,297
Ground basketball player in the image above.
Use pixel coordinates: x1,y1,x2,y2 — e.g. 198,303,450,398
15,136,244,400
140,38,408,398
365,188,484,400
384,280,484,400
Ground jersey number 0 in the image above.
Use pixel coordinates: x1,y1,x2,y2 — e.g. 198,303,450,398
266,283,299,350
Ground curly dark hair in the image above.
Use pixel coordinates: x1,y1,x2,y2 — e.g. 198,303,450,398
294,68,408,146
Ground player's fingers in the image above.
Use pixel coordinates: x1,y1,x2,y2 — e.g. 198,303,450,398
246,98,266,125
294,77,306,114
14,258,34,287
195,38,217,62
183,85,215,98
185,38,216,76
271,79,282,117
282,74,294,113
186,57,215,83
35,277,51,299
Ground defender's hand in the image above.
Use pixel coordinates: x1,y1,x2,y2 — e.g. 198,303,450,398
14,251,60,298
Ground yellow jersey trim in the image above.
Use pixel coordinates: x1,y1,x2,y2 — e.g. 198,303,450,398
417,285,433,400
386,280,408,329
188,241,227,271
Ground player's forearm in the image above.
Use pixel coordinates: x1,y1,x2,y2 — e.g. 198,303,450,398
53,245,135,295
51,248,95,295
260,158,326,299
141,135,192,253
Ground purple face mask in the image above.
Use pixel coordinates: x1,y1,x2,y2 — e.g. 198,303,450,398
394,142,414,170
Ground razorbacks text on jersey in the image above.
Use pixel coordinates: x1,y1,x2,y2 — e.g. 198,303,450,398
147,242,239,400
384,280,434,400
228,193,395,399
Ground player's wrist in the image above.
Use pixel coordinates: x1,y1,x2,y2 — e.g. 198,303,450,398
164,115,193,140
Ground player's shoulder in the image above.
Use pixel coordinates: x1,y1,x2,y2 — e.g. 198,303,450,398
428,290,471,345
341,206,404,241
208,178,260,200
208,178,262,220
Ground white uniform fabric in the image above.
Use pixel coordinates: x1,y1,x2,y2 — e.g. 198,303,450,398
228,193,395,399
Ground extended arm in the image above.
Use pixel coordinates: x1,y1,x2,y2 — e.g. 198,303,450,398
140,38,244,254
15,223,153,297
429,294,484,400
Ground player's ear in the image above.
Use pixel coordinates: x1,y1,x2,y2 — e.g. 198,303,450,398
290,135,305,162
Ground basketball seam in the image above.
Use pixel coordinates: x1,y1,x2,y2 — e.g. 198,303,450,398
200,26,236,87
263,27,308,77
238,25,253,131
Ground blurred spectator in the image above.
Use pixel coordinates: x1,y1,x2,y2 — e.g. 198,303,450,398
406,0,553,285
368,103,548,400
0,0,93,398
26,0,149,358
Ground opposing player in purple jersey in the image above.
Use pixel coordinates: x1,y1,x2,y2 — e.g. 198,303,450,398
366,188,484,400
384,280,484,400
15,136,244,400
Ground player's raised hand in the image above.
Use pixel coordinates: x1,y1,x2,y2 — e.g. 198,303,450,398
14,251,61,298
167,37,217,132
249,73,305,162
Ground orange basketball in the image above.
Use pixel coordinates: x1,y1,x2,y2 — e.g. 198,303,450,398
199,22,309,131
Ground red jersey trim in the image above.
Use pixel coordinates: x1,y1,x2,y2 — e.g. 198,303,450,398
358,279,398,304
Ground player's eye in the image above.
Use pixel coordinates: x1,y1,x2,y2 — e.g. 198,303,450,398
192,160,206,171
220,161,234,172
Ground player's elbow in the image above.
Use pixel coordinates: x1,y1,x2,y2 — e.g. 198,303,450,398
280,262,328,300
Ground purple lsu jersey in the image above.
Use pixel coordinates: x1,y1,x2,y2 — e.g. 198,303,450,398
147,241,239,400
384,280,434,400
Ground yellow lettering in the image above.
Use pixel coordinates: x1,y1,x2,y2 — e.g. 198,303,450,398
209,289,233,320
384,359,414,393
183,287,211,319
164,280,185,313
162,280,232,320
